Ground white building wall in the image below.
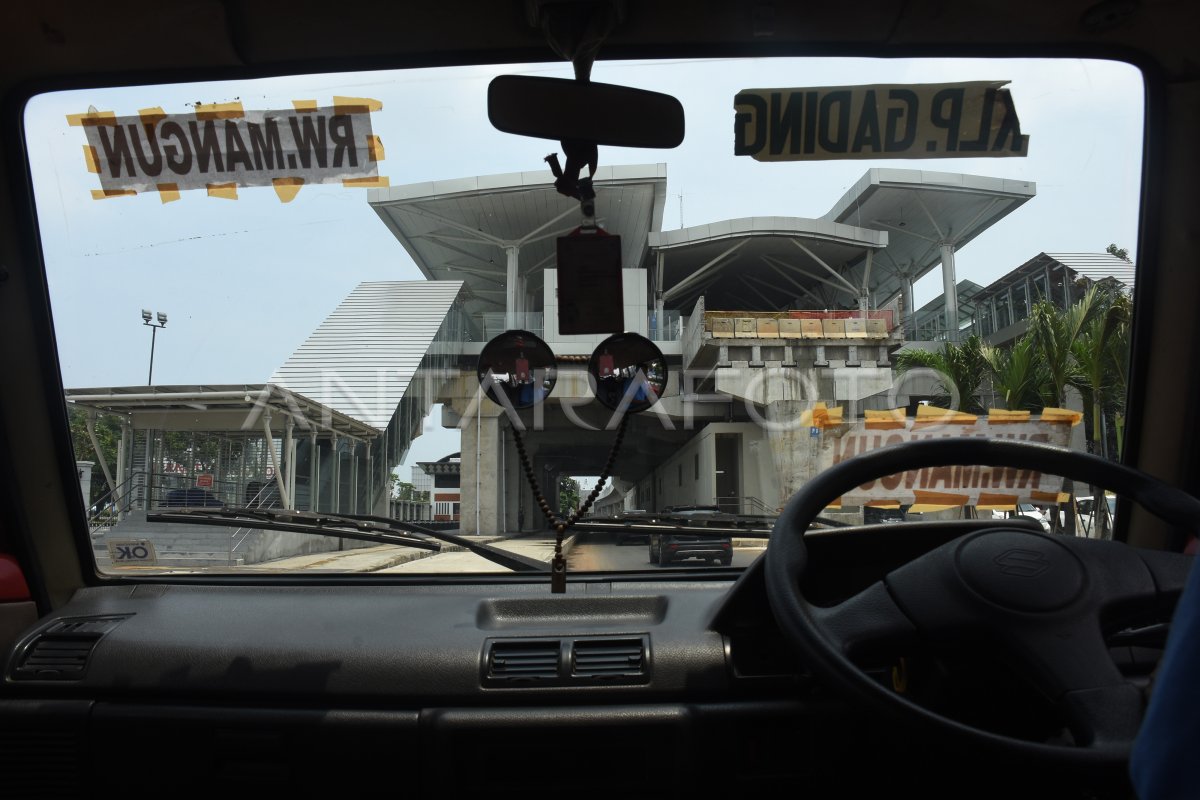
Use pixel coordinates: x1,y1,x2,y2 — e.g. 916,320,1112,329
633,422,781,514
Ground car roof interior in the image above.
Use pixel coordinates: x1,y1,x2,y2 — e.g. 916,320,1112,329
2,2,1199,797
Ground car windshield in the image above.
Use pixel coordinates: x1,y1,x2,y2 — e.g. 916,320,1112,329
25,56,1142,575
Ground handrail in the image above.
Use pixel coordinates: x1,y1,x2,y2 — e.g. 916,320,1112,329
86,469,283,538
229,480,284,557
715,495,777,517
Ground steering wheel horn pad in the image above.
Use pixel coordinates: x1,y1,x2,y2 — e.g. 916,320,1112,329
954,529,1087,613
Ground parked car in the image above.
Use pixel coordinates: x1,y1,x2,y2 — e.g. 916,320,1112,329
649,506,734,566
991,502,1051,532
863,504,908,525
162,487,224,508
615,509,652,544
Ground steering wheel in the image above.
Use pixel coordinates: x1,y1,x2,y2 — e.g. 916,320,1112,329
764,437,1197,766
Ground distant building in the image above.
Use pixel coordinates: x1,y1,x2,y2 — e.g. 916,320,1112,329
410,465,433,497
975,252,1134,346
910,279,986,342
417,453,461,522
906,253,1134,347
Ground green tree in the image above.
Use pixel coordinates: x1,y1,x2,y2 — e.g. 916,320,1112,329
1070,294,1130,455
893,334,989,413
1106,243,1131,262
1108,303,1132,459
1020,285,1132,537
558,475,581,515
1069,292,1131,539
1028,284,1107,407
981,336,1048,411
391,479,429,503
67,407,122,508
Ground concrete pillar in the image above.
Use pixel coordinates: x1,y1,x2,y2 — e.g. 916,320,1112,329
654,250,665,336
940,242,958,340
501,426,523,533
331,435,341,513
349,441,359,515
284,417,295,510
505,245,520,330
518,453,539,531
459,410,503,535
900,272,915,339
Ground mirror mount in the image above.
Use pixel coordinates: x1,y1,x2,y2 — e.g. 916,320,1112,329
545,150,597,222
526,0,624,82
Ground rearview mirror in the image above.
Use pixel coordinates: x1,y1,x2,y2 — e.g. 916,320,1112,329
488,75,685,148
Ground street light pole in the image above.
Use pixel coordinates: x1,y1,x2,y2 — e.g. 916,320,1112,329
142,309,167,385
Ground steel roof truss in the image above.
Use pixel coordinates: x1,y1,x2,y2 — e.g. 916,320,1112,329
663,239,749,302
790,239,859,294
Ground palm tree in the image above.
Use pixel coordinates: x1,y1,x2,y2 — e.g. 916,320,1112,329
1024,285,1104,535
1028,283,1106,407
981,336,1048,411
894,334,989,413
1025,284,1130,537
1070,295,1130,457
1109,304,1132,459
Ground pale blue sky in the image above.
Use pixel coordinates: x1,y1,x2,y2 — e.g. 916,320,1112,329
24,57,1144,473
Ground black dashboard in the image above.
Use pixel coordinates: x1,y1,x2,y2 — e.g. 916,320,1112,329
1,520,1139,797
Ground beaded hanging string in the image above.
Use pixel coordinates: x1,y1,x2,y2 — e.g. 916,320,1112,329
510,413,630,593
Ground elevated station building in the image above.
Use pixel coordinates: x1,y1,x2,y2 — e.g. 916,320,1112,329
366,165,1034,533
70,163,1039,550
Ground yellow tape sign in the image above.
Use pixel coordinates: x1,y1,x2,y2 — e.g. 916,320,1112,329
71,99,385,200
821,418,1070,508
734,81,1028,161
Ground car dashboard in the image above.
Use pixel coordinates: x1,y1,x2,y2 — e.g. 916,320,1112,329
3,519,1124,797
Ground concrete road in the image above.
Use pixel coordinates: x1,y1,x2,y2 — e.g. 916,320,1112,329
568,530,766,571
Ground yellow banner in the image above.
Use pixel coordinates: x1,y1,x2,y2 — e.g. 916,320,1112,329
819,413,1072,508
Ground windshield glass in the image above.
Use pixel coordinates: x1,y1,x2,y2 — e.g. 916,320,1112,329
25,57,1143,575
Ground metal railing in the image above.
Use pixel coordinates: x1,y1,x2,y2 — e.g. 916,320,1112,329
649,309,683,342
229,480,284,556
714,495,778,517
86,470,284,533
478,312,544,340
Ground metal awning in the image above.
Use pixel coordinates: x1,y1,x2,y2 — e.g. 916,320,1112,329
369,164,668,319
1041,252,1136,292
649,217,888,311
824,168,1037,306
65,384,379,443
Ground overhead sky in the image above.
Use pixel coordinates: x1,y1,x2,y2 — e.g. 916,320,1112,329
23,56,1144,476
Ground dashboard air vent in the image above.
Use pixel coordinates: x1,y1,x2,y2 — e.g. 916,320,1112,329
14,637,98,680
486,640,561,683
10,615,130,681
571,637,647,681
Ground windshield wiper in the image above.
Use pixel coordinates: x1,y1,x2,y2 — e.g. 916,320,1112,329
573,514,848,537
147,508,549,572
572,519,773,537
